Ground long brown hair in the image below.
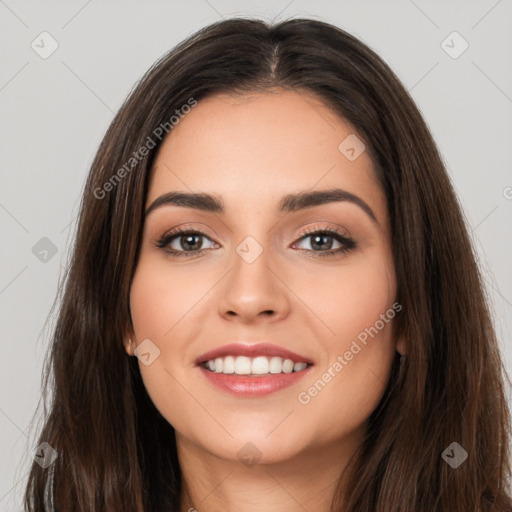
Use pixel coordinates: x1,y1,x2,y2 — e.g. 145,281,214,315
23,17,512,511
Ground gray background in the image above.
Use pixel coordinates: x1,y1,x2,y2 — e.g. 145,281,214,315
1,1,511,509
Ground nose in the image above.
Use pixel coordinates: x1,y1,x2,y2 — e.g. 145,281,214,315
217,245,291,324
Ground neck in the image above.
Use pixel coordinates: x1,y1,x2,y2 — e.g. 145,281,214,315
177,432,361,512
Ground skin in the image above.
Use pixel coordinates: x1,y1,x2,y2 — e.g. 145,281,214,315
124,89,406,512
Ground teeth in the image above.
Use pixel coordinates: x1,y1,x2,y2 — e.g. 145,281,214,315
235,356,252,375
223,355,235,374
203,356,309,375
282,359,294,373
269,356,282,374
293,362,307,372
251,356,269,375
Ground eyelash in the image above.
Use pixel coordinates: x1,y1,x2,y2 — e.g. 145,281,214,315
155,226,356,258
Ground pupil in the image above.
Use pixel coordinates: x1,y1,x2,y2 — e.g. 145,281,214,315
312,234,332,250
182,234,201,251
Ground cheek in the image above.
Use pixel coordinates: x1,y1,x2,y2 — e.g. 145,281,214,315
128,262,208,433
129,259,209,339
294,250,396,347
292,252,397,437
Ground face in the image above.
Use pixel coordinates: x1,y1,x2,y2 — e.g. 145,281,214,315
125,89,405,465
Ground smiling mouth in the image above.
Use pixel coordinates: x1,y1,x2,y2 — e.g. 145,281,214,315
198,355,313,376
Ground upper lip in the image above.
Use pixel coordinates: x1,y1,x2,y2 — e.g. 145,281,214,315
195,343,314,365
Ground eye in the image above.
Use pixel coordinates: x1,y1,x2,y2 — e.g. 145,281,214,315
155,225,356,258
155,228,218,257
292,226,356,257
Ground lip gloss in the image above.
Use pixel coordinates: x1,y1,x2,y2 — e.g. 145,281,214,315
198,366,313,397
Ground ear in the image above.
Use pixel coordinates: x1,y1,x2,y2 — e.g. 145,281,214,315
123,327,136,357
395,332,407,357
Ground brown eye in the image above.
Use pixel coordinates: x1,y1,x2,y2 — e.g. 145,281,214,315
156,229,218,257
293,227,356,257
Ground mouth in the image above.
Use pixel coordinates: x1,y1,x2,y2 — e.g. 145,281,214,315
195,343,314,397
198,355,313,376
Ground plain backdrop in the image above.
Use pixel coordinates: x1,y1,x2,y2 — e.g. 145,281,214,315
1,1,511,509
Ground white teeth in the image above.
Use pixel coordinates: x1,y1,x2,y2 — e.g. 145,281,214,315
269,356,282,374
234,356,252,375
223,355,235,374
203,355,310,375
282,359,294,373
251,356,269,375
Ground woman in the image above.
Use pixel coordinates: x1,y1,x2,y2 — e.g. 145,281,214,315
24,17,512,512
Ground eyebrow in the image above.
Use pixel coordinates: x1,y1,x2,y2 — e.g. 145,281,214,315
145,188,378,224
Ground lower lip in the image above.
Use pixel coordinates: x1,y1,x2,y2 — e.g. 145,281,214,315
198,366,313,397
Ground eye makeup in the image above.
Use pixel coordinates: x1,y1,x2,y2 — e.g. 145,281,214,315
153,224,357,259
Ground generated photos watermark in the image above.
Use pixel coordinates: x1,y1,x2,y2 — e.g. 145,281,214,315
297,302,403,405
93,97,197,200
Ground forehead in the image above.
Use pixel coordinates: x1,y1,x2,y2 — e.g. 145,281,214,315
147,90,386,224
